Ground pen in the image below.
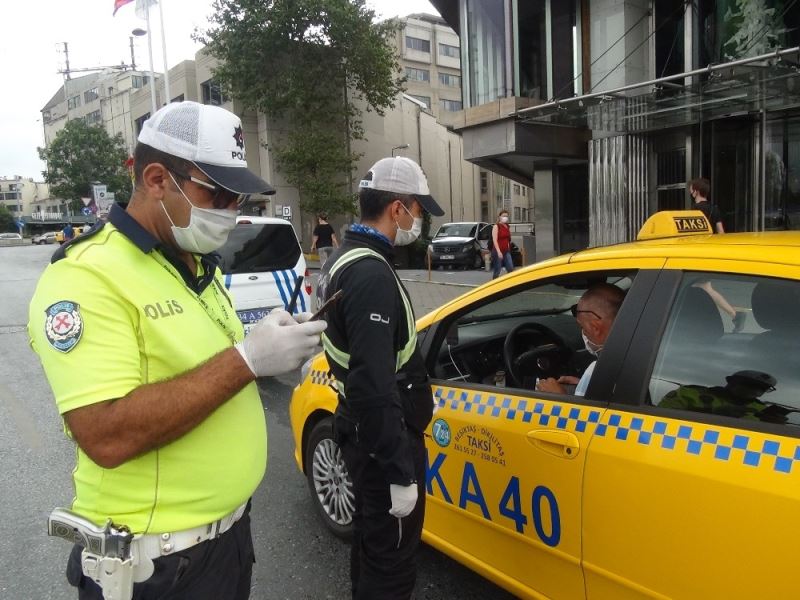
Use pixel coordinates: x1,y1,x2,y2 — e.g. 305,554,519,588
287,275,304,314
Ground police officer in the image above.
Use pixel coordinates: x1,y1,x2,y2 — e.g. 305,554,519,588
28,101,326,599
317,156,444,599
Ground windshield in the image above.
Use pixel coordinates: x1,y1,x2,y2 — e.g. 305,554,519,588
435,223,477,238
217,223,301,274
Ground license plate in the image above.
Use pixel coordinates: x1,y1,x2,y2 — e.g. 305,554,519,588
237,308,271,325
440,255,455,260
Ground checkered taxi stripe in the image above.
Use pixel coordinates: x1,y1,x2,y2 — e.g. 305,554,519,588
309,372,800,475
310,369,336,387
432,387,800,475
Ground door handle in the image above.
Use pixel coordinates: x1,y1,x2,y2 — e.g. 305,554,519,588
526,430,580,459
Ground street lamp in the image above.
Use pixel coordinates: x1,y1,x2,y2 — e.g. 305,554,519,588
391,144,409,157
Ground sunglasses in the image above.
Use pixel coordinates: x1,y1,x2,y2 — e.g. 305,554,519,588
570,304,602,320
169,169,249,209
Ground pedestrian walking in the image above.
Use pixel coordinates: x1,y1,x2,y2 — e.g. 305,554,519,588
28,101,326,600
317,156,444,599
491,209,514,279
688,177,747,332
311,214,338,266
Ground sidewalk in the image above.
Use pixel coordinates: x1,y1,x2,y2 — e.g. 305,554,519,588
305,254,492,316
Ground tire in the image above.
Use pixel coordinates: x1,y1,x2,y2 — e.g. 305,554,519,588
472,251,483,269
305,417,354,540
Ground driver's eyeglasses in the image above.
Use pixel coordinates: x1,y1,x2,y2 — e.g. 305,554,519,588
570,304,602,320
169,169,249,209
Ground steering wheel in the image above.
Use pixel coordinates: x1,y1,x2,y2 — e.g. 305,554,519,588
503,322,571,388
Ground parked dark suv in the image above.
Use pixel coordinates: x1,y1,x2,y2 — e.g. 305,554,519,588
429,221,491,269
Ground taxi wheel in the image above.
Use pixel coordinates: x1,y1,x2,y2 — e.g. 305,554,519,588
305,418,354,540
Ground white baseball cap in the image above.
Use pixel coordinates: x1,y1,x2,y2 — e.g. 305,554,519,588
138,101,275,195
359,156,444,216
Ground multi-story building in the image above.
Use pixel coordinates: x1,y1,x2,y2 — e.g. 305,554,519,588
395,13,464,121
41,69,160,155
0,177,58,221
395,13,533,230
431,0,800,259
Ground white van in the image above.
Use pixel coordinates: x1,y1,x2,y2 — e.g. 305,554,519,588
217,216,312,333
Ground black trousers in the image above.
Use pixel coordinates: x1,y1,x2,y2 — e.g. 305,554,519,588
341,432,427,600
66,506,255,600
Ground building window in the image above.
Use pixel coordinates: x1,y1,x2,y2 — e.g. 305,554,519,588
85,110,102,125
466,0,509,106
439,73,461,87
409,95,431,108
656,146,687,211
131,75,150,89
440,99,463,112
514,207,521,221
67,95,80,110
201,80,226,106
405,67,430,82
522,187,527,197
513,184,521,195
171,94,185,103
84,87,99,103
406,36,431,53
516,0,548,101
134,112,150,136
439,43,460,58
480,172,488,193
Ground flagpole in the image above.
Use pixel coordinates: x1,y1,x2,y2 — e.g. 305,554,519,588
157,0,171,102
144,6,158,113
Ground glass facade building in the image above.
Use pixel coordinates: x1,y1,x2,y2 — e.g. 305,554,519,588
434,0,800,257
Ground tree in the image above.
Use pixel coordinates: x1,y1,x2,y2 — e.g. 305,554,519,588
0,204,13,233
199,0,404,217
38,119,132,214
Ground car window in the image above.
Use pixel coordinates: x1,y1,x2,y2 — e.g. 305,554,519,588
650,273,800,427
435,224,476,238
431,273,635,389
217,223,301,274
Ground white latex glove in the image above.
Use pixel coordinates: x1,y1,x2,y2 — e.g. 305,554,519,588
235,309,326,377
389,483,418,518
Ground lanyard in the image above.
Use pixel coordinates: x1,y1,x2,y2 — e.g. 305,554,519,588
151,251,238,343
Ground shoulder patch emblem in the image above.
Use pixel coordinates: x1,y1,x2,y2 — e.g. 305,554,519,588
44,301,84,353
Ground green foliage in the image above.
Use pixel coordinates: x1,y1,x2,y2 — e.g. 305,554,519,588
0,204,14,233
199,0,404,217
38,119,132,213
723,0,788,59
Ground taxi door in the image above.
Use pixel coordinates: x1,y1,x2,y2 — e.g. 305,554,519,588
581,264,800,598
422,262,660,599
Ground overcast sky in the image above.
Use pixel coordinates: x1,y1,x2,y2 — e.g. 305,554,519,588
1,0,440,180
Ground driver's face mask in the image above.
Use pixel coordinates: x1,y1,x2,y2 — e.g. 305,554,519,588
582,331,604,356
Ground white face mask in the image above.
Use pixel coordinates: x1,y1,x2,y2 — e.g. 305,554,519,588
163,172,237,254
394,203,423,246
500,215,509,224
582,331,603,356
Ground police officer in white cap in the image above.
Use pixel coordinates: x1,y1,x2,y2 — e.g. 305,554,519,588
317,156,444,599
29,101,326,599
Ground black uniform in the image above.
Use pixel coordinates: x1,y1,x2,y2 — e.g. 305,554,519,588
694,200,722,232
318,229,433,600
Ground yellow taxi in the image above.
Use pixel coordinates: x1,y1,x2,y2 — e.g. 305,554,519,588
289,211,800,599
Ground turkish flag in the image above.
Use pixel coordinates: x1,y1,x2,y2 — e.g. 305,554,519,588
113,0,133,15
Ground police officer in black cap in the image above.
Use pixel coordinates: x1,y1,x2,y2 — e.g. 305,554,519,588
317,156,444,599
